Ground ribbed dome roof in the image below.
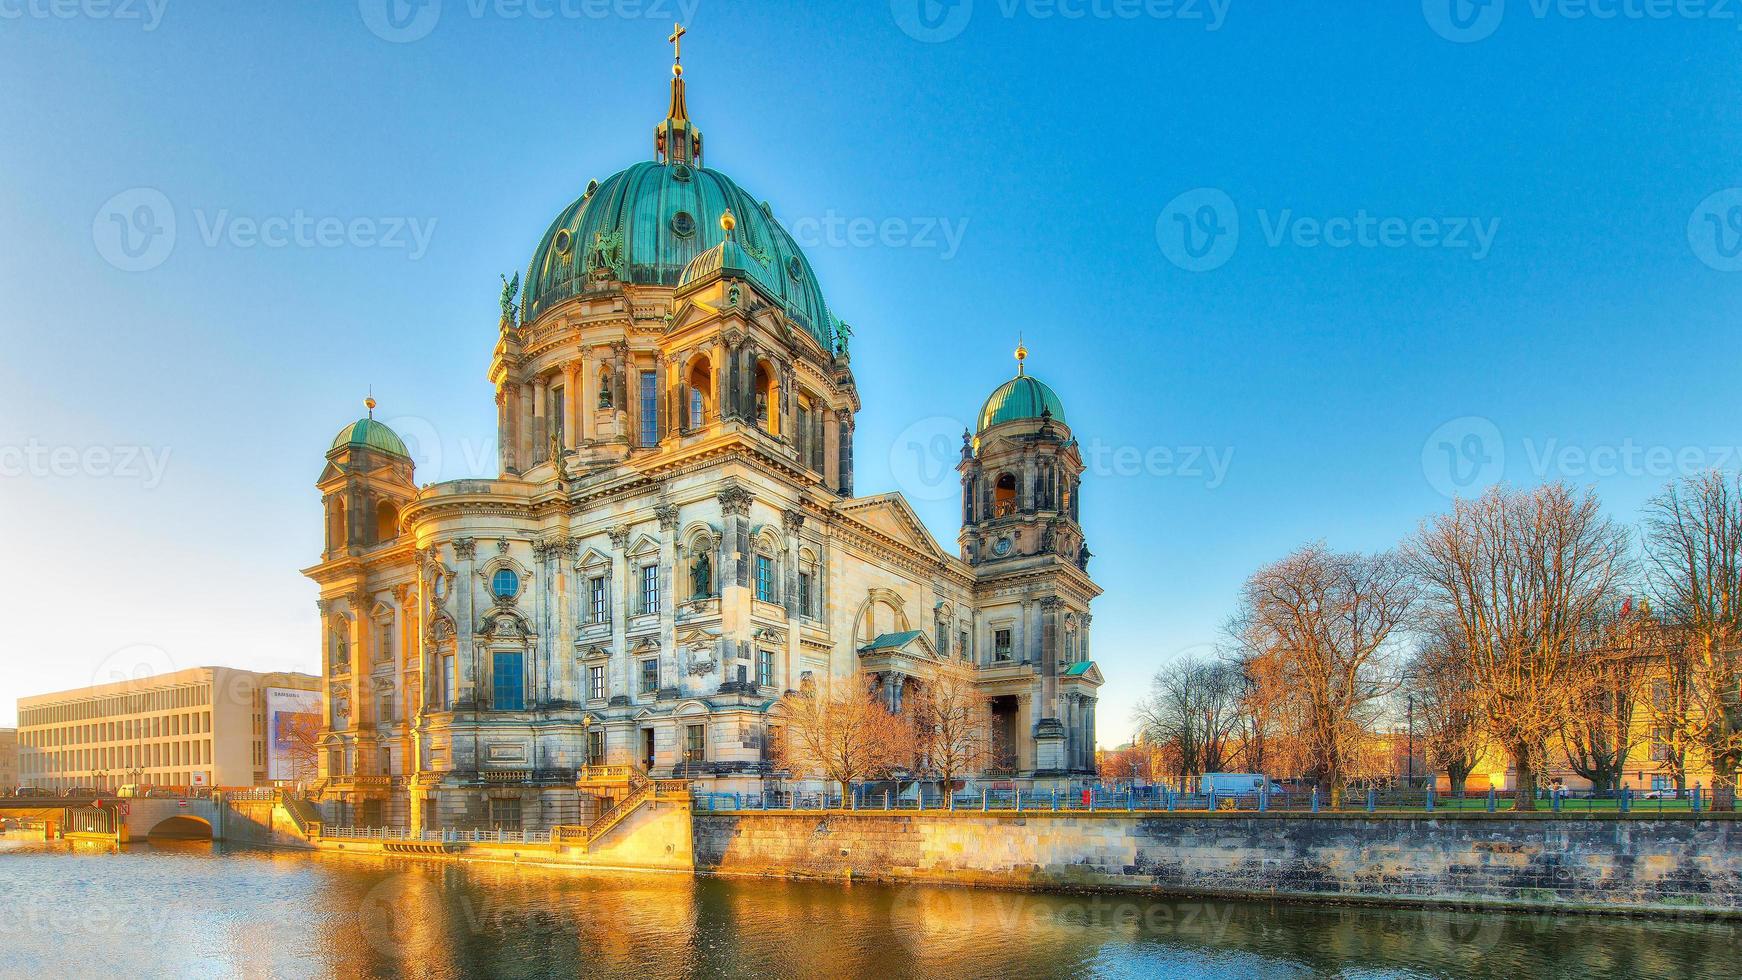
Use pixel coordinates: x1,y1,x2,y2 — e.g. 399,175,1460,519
978,375,1067,432
523,161,837,352
330,418,409,458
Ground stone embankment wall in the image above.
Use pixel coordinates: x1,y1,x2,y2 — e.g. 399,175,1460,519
692,811,1742,913
226,800,317,849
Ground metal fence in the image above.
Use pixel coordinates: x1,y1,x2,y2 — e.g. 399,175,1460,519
317,826,554,844
691,785,1726,816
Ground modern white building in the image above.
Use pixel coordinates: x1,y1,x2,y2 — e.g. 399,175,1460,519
16,667,320,792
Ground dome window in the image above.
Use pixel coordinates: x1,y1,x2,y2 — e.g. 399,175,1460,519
787,257,805,282
491,569,521,600
671,211,697,238
584,179,598,199
553,229,572,256
671,163,693,182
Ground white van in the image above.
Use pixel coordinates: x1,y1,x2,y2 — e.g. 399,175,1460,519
1199,773,1284,796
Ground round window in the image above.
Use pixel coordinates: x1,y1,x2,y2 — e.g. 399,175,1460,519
671,211,696,238
491,568,520,599
553,228,572,255
671,163,693,182
787,256,805,282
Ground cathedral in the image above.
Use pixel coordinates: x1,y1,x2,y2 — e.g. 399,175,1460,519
304,35,1103,831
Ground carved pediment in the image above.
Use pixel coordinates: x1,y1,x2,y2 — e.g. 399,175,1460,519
837,493,948,560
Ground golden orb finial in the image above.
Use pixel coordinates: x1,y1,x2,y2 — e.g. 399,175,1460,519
365,393,377,419
1015,336,1028,375
720,208,737,237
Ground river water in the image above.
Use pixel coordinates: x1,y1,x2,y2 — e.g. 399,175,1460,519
0,836,1732,978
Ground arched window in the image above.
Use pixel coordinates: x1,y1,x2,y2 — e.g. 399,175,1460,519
375,500,400,544
753,360,779,436
686,357,712,431
994,473,1017,517
328,499,347,552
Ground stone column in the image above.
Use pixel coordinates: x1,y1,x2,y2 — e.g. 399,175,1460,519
837,411,855,497
782,510,805,693
454,538,478,704
657,504,680,690
1041,598,1060,710
564,363,581,450
1016,694,1034,773
532,376,548,464
608,525,630,704
496,386,513,474
822,408,839,491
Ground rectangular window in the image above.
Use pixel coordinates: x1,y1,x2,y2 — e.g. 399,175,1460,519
588,730,605,765
550,386,565,448
755,555,774,603
639,659,659,696
589,665,606,701
492,652,525,711
638,370,659,448
685,724,705,763
440,654,455,708
488,797,522,831
798,571,813,618
758,650,775,689
994,629,1013,662
960,630,971,662
590,575,608,624
690,387,704,430
936,623,949,656
640,564,660,614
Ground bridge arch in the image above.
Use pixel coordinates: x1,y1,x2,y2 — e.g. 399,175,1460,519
146,815,213,840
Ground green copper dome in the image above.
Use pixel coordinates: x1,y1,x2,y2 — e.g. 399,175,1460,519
330,418,410,458
523,161,838,352
978,375,1067,432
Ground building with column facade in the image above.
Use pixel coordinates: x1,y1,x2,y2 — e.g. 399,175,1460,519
15,667,320,792
304,40,1104,832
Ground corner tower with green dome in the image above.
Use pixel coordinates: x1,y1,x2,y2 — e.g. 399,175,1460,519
958,342,1100,778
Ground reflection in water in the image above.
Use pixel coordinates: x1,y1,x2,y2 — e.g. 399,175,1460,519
0,836,1735,978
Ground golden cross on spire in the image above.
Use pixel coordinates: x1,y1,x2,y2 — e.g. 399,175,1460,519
669,22,686,76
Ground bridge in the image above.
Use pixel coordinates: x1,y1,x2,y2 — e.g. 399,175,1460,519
0,796,225,842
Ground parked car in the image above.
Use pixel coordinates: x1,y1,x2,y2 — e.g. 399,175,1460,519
1198,773,1286,796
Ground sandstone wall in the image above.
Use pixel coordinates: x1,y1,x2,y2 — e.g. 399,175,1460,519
692,811,1742,912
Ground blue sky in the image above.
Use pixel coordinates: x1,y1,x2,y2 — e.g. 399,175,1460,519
3,2,1741,741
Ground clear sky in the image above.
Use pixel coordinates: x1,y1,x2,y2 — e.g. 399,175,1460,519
3,2,1741,742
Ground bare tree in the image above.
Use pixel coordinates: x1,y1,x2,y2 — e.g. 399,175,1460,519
1135,655,1241,788
1408,621,1484,796
775,683,910,801
1228,543,1418,804
908,669,992,794
1643,471,1742,804
1560,603,1651,795
1410,484,1630,810
276,712,323,784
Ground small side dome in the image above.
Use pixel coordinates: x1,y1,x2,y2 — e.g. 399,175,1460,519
978,375,1067,433
330,418,410,458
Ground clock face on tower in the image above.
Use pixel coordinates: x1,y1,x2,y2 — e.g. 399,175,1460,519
992,536,1013,557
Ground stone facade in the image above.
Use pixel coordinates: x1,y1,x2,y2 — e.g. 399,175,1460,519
304,57,1102,832
694,811,1742,912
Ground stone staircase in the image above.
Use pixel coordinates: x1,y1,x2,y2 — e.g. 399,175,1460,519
553,766,690,853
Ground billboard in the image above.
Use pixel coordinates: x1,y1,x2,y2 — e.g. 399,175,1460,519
266,687,323,782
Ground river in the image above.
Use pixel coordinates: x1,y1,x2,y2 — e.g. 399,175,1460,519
0,837,1732,978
